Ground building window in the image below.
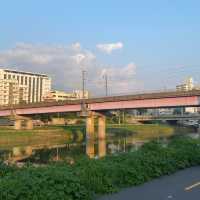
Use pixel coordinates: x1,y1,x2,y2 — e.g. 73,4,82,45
21,76,24,85
4,74,7,79
17,76,19,81
25,77,28,85
13,75,15,79
8,74,11,79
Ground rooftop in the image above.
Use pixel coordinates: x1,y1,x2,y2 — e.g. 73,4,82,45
0,67,49,77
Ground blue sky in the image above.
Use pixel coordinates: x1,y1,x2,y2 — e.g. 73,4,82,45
0,0,200,94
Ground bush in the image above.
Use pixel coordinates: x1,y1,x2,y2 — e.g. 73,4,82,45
1,137,200,200
0,162,16,178
0,165,91,200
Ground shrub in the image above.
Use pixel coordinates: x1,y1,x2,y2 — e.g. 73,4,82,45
1,137,200,200
0,165,91,200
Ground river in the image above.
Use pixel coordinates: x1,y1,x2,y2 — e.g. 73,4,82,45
0,124,197,164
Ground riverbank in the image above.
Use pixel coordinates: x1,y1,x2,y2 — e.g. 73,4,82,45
0,124,194,149
0,136,200,200
0,123,194,138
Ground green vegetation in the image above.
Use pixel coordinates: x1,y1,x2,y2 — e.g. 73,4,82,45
107,124,174,137
0,136,200,200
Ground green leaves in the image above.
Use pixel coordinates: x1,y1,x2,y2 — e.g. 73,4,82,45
0,165,91,200
1,137,200,200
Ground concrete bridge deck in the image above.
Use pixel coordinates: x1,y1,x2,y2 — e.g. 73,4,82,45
0,90,200,116
1,90,200,133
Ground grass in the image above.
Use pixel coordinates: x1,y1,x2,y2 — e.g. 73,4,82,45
0,136,200,200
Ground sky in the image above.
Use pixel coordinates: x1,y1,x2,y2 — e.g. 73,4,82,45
0,0,200,96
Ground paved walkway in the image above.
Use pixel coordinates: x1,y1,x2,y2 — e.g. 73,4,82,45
99,166,200,200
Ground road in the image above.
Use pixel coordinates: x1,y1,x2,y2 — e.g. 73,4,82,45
98,166,200,200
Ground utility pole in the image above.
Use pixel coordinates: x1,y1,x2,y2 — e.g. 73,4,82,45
80,70,87,116
82,70,86,99
103,74,108,96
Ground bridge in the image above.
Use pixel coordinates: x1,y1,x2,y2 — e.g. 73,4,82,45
0,90,200,139
0,90,200,116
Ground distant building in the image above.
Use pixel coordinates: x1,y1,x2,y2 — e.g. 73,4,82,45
73,90,89,99
176,77,194,92
185,107,198,114
0,68,51,105
44,90,89,102
176,77,199,114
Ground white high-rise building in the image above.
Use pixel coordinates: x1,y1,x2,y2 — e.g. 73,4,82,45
0,68,51,105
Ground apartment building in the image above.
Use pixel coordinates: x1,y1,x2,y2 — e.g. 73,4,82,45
0,68,51,105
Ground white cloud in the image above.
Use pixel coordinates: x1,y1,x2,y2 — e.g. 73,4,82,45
0,43,140,96
71,42,81,51
99,62,138,94
96,42,123,54
71,51,95,65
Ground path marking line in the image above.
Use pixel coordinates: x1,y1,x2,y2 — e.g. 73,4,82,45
185,182,200,191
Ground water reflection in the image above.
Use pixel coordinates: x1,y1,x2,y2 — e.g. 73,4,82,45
0,125,198,164
86,139,95,158
98,139,106,158
1,136,140,163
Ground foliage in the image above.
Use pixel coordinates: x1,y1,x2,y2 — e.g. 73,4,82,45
1,137,200,200
0,165,91,200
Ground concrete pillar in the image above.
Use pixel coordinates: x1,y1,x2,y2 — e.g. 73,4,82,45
98,139,106,158
13,147,22,157
86,116,95,139
98,115,106,139
86,139,95,158
26,119,33,130
14,119,22,130
25,146,33,155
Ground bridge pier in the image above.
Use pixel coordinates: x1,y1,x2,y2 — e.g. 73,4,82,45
86,115,95,139
25,146,33,155
86,139,95,158
26,119,33,130
98,139,106,158
98,115,106,139
14,118,33,130
12,147,22,157
86,112,106,139
14,119,22,130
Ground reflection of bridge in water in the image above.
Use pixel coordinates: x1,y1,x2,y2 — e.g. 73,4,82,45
5,144,67,163
1,136,146,163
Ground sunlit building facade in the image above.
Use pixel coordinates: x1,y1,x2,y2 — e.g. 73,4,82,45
44,90,89,102
0,68,51,105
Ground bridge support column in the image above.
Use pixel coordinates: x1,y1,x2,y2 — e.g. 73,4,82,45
26,119,33,130
14,119,22,130
86,115,95,139
86,139,95,158
25,146,33,155
98,115,106,139
98,139,106,158
12,147,22,157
